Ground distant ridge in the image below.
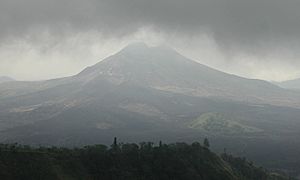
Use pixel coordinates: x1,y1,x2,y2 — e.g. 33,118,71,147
0,76,14,83
276,78,300,90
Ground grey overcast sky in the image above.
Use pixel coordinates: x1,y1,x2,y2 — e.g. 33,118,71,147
1,0,300,81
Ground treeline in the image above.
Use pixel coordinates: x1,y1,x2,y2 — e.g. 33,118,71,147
0,139,293,180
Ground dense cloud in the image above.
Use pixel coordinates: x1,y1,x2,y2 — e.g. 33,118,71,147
0,0,300,81
2,0,300,47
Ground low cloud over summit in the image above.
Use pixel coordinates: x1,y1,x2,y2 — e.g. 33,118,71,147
1,0,300,81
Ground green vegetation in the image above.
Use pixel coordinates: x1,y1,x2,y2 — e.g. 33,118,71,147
189,112,263,134
0,139,291,180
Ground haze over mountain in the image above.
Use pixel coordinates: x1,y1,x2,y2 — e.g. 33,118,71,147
2,0,300,82
1,43,299,106
0,76,14,84
2,0,300,179
276,78,300,90
0,43,300,176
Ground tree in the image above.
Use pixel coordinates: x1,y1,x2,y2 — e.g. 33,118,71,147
111,137,119,151
204,138,210,148
113,137,117,147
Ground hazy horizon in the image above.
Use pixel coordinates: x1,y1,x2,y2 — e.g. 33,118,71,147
1,42,294,82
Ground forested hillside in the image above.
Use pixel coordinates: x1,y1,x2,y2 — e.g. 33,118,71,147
0,139,291,180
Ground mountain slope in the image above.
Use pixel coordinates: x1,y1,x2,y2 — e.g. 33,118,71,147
0,43,300,176
1,43,299,107
76,43,300,107
1,44,300,144
1,43,300,145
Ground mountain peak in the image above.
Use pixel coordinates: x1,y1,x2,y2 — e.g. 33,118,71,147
119,42,176,56
123,42,149,50
119,42,150,54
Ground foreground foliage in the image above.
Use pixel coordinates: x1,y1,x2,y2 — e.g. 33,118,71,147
0,140,292,180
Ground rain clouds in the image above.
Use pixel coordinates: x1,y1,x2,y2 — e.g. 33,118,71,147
1,0,300,81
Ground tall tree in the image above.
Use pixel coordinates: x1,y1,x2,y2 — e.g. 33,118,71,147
204,138,210,148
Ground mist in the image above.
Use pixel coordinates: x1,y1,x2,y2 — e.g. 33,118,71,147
1,0,300,81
